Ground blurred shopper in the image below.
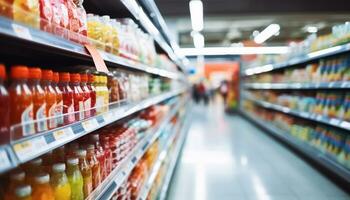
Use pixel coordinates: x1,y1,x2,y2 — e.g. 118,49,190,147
197,81,208,105
220,81,228,104
192,83,200,103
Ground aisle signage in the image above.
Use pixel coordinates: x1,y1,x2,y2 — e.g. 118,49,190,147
85,44,109,73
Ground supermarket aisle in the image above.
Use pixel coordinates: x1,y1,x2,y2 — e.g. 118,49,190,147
167,98,350,200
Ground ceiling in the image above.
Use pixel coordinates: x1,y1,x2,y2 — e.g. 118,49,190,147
154,0,350,48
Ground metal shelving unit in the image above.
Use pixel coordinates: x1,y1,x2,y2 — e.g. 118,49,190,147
243,42,350,76
241,111,350,183
244,82,350,90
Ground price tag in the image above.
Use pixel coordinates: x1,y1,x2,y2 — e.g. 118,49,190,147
82,118,99,132
0,149,11,172
12,23,32,40
13,136,47,162
103,112,114,123
53,127,74,141
85,44,109,73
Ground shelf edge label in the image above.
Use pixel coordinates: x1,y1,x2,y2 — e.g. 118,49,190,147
85,44,109,73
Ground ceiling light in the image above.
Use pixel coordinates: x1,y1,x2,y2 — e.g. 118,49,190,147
189,0,203,31
254,24,280,44
306,26,318,33
191,31,205,48
179,46,289,56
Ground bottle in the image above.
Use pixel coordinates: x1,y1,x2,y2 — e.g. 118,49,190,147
90,134,106,180
53,72,64,126
101,76,109,112
70,73,84,121
14,185,32,200
80,73,91,119
4,171,26,200
25,158,43,185
42,151,53,174
50,163,71,200
101,136,112,175
9,66,35,139
94,75,102,114
42,70,57,130
87,74,96,116
28,68,48,133
66,157,84,200
52,146,65,163
0,64,9,144
13,0,40,28
75,149,93,198
59,72,75,124
32,173,54,200
86,144,101,189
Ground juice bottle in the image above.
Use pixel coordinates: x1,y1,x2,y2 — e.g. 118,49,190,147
0,0,14,18
70,73,84,121
101,136,112,175
39,0,52,32
100,76,109,113
66,157,84,200
80,73,91,119
53,72,63,126
53,146,65,163
25,158,43,185
32,173,55,200
75,149,92,198
86,144,101,189
94,75,102,114
28,68,48,133
13,0,40,28
90,134,106,180
50,163,71,200
4,171,26,200
87,14,104,49
9,66,35,139
0,64,10,144
59,72,75,125
14,185,32,200
42,70,57,130
101,15,113,53
87,74,96,116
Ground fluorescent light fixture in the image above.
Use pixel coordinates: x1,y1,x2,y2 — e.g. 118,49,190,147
306,26,318,33
179,46,289,56
191,31,205,48
254,24,280,44
189,0,203,31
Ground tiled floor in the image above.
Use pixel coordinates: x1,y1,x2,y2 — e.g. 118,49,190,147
167,99,350,200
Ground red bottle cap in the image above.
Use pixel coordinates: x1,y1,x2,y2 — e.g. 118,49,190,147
80,73,88,83
70,73,81,83
53,72,59,83
42,70,53,81
59,72,70,82
0,64,6,80
28,68,42,79
88,74,94,83
11,65,29,80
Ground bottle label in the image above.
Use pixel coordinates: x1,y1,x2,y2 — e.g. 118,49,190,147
21,104,35,136
48,103,57,129
67,103,75,123
84,98,91,118
79,101,84,120
36,103,48,132
55,100,64,125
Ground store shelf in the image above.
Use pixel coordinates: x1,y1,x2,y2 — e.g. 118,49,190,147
241,111,350,183
91,97,187,200
0,16,183,80
0,89,186,175
244,82,350,90
243,43,350,77
242,94,350,131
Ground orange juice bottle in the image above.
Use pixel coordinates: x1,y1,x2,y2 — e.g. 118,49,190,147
14,185,32,200
32,173,55,200
50,163,71,200
28,68,48,133
42,70,57,130
53,72,64,126
13,0,40,28
75,149,93,198
86,144,101,189
4,171,26,200
9,66,35,139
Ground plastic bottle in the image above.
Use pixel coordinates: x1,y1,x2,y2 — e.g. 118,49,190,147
87,14,104,49
86,144,101,189
87,74,96,116
70,73,84,121
100,76,109,113
80,73,91,119
9,66,35,139
28,68,48,133
42,70,57,130
13,0,40,28
101,136,112,175
90,134,106,180
59,72,75,124
75,149,92,198
4,171,26,200
101,15,113,53
32,173,55,200
0,64,9,144
14,185,32,200
94,75,102,114
66,157,84,200
50,163,71,200
52,72,64,126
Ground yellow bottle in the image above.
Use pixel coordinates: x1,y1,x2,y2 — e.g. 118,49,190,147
87,14,104,50
94,75,102,114
14,185,32,200
50,163,72,200
13,0,39,28
101,76,109,113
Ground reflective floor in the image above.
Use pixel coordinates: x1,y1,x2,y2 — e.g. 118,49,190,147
167,98,350,200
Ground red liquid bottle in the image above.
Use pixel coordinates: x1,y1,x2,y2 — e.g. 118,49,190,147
53,72,64,126
90,134,106,180
86,144,101,189
87,74,96,116
101,135,112,175
80,73,91,119
42,70,57,130
70,73,84,121
0,64,9,144
59,72,75,124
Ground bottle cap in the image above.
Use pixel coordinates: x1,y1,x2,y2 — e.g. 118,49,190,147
80,73,88,82
53,72,59,83
59,72,70,82
0,64,6,80
70,73,81,83
10,171,25,182
34,173,50,184
52,163,66,172
75,149,87,157
28,67,42,79
42,70,53,81
15,185,31,198
67,157,79,165
88,74,94,83
11,66,29,79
